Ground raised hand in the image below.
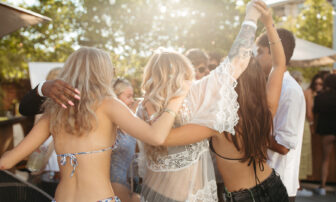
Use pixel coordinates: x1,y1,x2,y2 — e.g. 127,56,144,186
245,0,261,22
253,0,273,27
42,79,81,108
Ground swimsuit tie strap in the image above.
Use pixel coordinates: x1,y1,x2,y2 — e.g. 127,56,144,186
58,153,78,177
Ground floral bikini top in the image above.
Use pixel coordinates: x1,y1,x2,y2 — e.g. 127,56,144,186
57,145,117,177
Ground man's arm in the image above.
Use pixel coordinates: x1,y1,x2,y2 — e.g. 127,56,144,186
269,87,305,155
269,135,289,155
19,80,80,116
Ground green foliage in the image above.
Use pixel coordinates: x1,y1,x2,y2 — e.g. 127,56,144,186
280,0,333,82
0,0,78,82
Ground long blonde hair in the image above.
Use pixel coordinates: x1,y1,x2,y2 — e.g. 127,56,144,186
142,49,194,161
43,47,115,135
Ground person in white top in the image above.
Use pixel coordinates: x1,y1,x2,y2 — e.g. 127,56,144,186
256,28,306,201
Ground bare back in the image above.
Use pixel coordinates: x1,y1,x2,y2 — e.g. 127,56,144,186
211,134,272,192
53,101,117,202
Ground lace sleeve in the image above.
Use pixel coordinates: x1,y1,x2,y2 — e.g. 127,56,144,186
184,22,257,135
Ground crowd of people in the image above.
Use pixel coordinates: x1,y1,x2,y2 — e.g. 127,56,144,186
0,0,336,202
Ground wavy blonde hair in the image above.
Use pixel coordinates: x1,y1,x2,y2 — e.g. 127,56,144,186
43,47,115,135
142,49,194,162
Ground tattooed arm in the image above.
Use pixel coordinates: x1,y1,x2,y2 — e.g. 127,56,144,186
228,1,259,79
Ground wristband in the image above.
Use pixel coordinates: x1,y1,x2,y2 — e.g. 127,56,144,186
242,20,257,30
37,81,46,97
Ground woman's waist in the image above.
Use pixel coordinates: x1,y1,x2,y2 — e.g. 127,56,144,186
56,178,114,201
219,162,273,192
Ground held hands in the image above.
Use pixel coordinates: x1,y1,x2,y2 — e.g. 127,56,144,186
245,0,261,22
42,79,81,109
253,0,273,28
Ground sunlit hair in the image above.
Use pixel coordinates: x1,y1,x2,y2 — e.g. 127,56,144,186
43,47,115,135
113,77,132,97
225,57,272,165
46,67,62,81
142,48,195,161
142,48,194,115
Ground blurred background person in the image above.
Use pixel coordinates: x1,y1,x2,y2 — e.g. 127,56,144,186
207,51,222,71
185,48,210,80
304,74,324,139
110,77,140,202
290,70,313,197
313,74,336,196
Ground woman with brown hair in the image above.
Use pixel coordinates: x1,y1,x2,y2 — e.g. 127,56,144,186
162,1,289,201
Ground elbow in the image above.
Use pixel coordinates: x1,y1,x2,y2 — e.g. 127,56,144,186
150,134,166,146
278,147,289,155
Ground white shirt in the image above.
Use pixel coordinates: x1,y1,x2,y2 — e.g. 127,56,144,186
267,71,306,197
42,136,59,172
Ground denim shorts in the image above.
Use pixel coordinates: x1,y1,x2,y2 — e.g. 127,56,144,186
224,170,289,202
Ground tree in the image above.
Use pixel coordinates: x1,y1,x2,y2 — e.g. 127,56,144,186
0,0,79,82
280,0,333,81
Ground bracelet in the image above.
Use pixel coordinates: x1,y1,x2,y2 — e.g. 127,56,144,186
163,108,177,118
269,39,282,46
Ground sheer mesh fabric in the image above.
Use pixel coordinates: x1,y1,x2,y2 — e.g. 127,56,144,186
136,58,240,202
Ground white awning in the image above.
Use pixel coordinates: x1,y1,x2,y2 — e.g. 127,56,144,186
290,38,336,67
0,2,51,38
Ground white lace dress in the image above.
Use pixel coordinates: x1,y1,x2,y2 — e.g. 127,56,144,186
136,22,257,202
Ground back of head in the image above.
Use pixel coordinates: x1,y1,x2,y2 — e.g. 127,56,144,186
257,28,295,65
44,47,115,135
227,57,273,164
142,48,194,114
185,48,209,67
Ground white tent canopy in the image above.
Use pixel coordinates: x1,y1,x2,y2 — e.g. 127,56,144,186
0,2,51,38
289,38,336,67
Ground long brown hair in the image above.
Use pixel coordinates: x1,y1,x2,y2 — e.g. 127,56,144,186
225,57,273,164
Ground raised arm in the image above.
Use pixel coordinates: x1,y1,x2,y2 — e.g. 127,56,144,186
255,1,286,116
228,0,260,79
0,116,51,170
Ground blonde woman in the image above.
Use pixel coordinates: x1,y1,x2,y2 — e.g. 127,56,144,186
110,78,140,202
136,2,261,201
0,47,190,202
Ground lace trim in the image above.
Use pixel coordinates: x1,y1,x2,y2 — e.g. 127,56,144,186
187,180,218,202
147,140,209,172
214,58,239,135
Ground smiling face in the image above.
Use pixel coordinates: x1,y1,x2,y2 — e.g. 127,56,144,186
118,86,134,108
